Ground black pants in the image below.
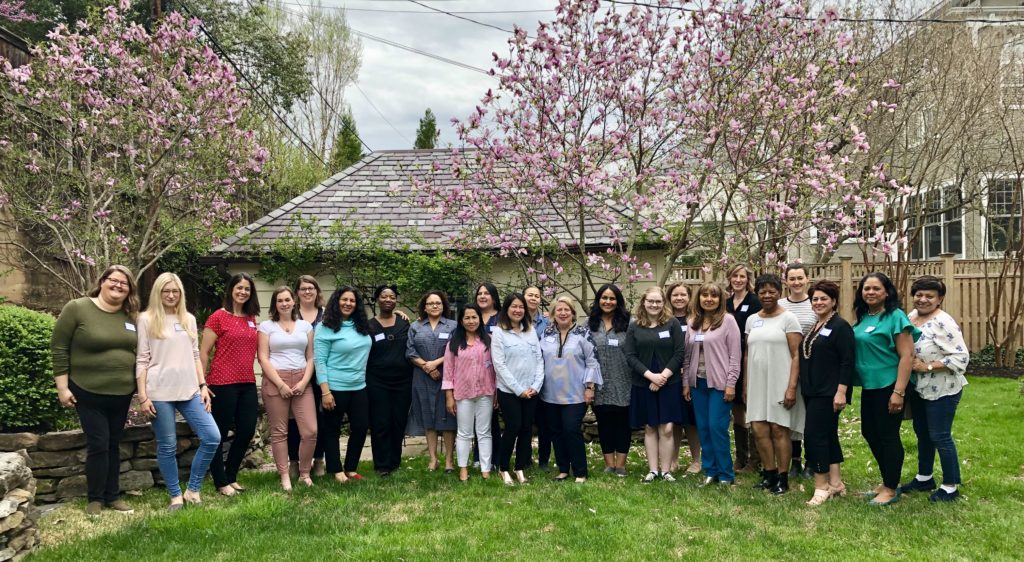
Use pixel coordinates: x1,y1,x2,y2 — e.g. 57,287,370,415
860,385,904,489
209,382,258,488
367,382,412,473
323,388,369,474
496,390,537,471
534,399,552,466
288,382,326,462
71,381,132,503
803,395,844,474
593,404,631,455
792,439,803,463
547,401,588,478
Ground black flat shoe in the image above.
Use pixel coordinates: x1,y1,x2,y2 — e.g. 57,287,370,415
445,468,455,474
899,478,937,494
929,488,960,502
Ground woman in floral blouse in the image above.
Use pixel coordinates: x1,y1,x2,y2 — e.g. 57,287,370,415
899,276,970,502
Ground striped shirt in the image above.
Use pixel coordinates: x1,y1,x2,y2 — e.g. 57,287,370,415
780,297,816,336
441,338,496,401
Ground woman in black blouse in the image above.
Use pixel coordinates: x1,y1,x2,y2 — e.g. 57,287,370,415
726,263,761,473
367,285,414,476
799,280,854,506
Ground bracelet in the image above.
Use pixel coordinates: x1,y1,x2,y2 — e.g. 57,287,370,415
198,383,208,389
892,388,906,397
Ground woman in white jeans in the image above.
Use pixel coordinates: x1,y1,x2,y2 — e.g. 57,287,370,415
443,303,497,482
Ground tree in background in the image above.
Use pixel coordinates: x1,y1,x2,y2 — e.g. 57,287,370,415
414,108,439,149
329,112,364,172
0,1,266,294
0,0,34,22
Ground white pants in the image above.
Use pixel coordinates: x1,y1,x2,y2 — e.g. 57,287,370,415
456,395,493,472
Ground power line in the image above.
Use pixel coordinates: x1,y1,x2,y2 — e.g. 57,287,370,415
277,1,554,15
354,83,412,145
177,0,329,167
404,0,518,34
244,0,374,154
600,0,1024,25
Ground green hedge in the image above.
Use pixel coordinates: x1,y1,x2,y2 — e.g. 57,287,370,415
0,304,76,432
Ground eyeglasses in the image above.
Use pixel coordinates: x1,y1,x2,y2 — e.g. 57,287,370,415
299,287,317,293
107,279,129,288
161,289,181,295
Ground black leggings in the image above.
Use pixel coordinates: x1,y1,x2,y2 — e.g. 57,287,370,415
497,390,537,471
367,382,412,473
323,388,369,474
803,395,843,474
70,381,132,503
547,402,588,478
209,382,258,488
860,385,904,489
593,404,631,455
288,382,326,462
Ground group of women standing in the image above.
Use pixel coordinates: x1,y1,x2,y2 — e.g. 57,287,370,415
51,264,969,515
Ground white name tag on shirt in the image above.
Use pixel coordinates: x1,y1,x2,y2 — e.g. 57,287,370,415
865,326,876,333
753,320,764,328
658,330,670,339
607,338,619,347
124,322,136,332
174,323,184,332
374,333,386,342
439,332,450,340
248,321,256,328
740,305,749,312
681,326,687,333
545,336,556,343
488,325,495,333
694,333,705,342
819,328,832,337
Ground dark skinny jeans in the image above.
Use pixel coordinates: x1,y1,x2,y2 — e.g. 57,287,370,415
496,390,537,471
322,388,370,474
209,382,258,488
860,385,904,490
547,401,589,478
71,381,132,504
908,388,962,485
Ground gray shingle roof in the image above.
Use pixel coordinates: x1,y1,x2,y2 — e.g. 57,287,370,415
212,148,640,255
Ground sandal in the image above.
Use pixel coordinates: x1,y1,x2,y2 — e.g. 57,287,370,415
514,470,528,484
500,471,515,486
334,473,349,484
830,483,847,497
643,471,659,483
217,486,236,497
806,488,832,507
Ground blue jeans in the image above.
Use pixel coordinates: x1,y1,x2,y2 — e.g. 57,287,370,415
692,378,734,482
909,389,962,485
152,393,221,497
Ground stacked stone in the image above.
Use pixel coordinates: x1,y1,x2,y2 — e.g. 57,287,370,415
580,411,646,444
0,452,39,562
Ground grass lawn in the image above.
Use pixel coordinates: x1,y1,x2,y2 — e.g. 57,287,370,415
28,376,1024,561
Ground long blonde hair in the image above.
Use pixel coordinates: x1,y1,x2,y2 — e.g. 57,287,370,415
633,286,673,328
143,272,196,340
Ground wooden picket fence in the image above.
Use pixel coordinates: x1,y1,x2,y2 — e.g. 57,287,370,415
669,255,1023,352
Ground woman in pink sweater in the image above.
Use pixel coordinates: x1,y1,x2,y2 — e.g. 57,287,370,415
682,282,742,486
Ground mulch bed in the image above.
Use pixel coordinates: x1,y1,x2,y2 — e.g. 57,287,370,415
969,366,1024,379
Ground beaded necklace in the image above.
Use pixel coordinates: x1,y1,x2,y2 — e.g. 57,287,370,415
801,312,835,360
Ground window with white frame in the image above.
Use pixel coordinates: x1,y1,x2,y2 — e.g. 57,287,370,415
986,179,1022,253
1001,39,1024,109
907,186,963,259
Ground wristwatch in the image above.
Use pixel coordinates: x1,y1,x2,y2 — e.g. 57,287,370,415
927,363,934,372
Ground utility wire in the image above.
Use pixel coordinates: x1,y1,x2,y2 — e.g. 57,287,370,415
354,83,412,145
244,0,374,154
276,1,554,15
177,0,329,167
404,0,518,34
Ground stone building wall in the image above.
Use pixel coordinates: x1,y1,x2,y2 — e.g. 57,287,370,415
0,452,38,562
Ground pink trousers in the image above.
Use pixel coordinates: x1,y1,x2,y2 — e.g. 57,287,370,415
262,368,317,477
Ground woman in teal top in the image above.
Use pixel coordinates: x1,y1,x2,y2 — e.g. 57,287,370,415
851,272,920,506
314,286,372,483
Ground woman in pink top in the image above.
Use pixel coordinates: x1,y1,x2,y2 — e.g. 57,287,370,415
443,304,497,482
137,273,220,511
682,282,742,486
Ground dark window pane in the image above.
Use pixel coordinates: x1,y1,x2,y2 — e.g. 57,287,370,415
946,221,962,255
926,224,942,258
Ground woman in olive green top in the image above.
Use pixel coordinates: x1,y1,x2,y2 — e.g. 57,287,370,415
851,272,920,506
51,265,139,516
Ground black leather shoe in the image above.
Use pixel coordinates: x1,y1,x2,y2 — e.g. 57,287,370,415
770,474,790,495
899,478,937,494
929,488,960,502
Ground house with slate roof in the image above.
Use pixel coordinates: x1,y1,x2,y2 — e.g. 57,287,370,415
208,149,667,308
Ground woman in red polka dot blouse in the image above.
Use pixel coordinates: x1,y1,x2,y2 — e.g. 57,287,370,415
200,273,261,496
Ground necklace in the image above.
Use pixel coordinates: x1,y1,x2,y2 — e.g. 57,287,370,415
867,308,884,316
801,312,835,360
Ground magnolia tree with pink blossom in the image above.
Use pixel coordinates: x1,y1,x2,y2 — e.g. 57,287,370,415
0,1,266,295
0,0,34,23
414,0,896,298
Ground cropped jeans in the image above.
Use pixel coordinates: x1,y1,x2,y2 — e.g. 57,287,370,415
909,389,962,485
152,393,221,497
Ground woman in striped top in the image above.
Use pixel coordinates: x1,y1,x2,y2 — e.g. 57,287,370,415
442,304,496,481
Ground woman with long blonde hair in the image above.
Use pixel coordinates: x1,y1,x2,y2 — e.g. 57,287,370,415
624,286,687,482
136,272,220,511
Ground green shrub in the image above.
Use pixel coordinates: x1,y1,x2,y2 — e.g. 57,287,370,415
0,304,77,432
970,344,1024,368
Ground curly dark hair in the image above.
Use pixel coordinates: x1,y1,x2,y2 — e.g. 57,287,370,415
853,272,903,323
418,290,451,320
587,283,630,333
754,273,783,294
322,286,369,334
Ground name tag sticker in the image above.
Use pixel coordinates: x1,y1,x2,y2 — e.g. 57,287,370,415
174,323,184,332
438,332,451,340
865,326,876,333
488,325,495,333
125,322,136,332
608,338,619,347
374,333,386,342
658,330,670,339
681,326,688,333
740,305,749,312
545,336,556,343
820,328,832,337
753,320,764,329
247,321,256,328
694,333,705,343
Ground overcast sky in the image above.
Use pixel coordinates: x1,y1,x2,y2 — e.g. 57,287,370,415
283,0,561,151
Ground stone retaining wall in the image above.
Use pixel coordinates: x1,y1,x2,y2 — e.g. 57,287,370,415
0,452,38,562
0,419,268,504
